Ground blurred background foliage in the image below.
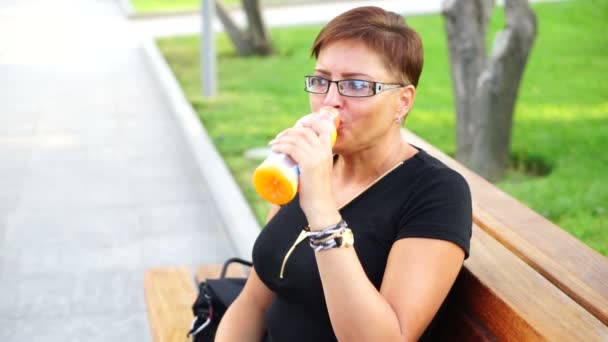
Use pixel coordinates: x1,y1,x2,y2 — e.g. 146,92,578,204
157,0,608,255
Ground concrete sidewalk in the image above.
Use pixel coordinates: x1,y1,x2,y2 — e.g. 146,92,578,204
0,0,235,340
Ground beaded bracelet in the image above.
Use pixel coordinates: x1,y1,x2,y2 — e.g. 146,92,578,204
308,219,352,252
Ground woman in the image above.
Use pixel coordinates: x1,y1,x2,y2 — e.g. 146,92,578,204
216,6,472,341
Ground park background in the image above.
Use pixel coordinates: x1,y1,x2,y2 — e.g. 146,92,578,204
146,0,607,255
0,0,605,340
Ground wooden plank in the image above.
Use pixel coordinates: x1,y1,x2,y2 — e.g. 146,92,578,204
144,267,196,342
473,204,608,326
403,129,608,325
434,296,496,341
195,263,247,284
461,225,608,340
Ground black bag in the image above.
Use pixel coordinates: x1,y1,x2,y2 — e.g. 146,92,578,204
187,258,252,342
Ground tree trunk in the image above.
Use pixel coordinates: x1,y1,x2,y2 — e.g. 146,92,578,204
442,0,536,182
213,0,273,56
242,0,273,55
215,1,253,55
442,0,494,166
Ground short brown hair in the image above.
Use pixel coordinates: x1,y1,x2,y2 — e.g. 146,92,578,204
311,6,424,87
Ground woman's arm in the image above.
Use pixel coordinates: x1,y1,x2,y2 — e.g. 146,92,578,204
215,267,275,341
269,116,467,340
315,237,464,341
214,204,280,341
313,172,469,341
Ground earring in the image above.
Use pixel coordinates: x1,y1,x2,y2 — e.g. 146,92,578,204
394,117,402,124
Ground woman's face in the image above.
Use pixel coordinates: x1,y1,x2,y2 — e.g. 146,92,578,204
309,39,408,154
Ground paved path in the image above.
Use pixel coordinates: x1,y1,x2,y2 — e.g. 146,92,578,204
0,0,234,340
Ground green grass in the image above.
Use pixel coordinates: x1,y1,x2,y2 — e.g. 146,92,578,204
130,0,322,14
158,0,608,255
131,0,239,13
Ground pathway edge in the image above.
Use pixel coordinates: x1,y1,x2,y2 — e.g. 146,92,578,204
141,38,261,260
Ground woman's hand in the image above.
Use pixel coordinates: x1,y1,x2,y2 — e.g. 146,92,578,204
269,113,342,230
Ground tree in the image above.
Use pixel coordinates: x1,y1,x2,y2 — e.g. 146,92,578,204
442,0,536,182
215,0,273,56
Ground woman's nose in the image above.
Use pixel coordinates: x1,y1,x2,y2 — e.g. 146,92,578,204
323,82,343,107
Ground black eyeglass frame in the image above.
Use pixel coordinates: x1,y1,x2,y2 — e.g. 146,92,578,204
304,75,406,98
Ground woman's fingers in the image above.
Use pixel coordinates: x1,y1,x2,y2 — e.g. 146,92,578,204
306,117,335,146
270,130,334,171
275,126,319,147
294,113,317,128
269,113,335,170
269,127,319,163
294,114,335,146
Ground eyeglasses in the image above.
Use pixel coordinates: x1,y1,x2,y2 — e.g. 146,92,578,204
304,75,405,98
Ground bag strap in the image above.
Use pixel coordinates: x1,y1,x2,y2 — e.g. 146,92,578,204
220,257,253,278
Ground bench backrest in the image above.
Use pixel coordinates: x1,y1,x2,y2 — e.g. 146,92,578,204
403,129,608,340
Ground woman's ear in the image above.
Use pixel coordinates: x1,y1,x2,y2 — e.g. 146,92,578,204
395,85,416,122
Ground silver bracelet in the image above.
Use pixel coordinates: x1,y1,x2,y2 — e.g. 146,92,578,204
309,219,351,251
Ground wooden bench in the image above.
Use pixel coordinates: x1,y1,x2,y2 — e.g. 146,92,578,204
402,130,608,340
144,130,608,341
144,263,247,342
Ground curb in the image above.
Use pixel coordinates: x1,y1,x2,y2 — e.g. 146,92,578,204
140,38,260,260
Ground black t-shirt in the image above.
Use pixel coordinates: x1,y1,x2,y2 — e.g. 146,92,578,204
252,148,472,341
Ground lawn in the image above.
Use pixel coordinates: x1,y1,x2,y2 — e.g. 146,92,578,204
158,0,608,255
131,0,239,13
130,0,318,14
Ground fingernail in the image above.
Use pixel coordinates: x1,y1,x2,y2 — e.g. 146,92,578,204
268,139,275,145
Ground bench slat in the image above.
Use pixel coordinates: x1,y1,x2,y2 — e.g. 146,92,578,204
473,204,608,326
403,129,608,325
459,225,608,340
144,267,196,342
435,301,496,341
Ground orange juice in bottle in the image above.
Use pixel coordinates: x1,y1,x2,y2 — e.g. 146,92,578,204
252,107,340,205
